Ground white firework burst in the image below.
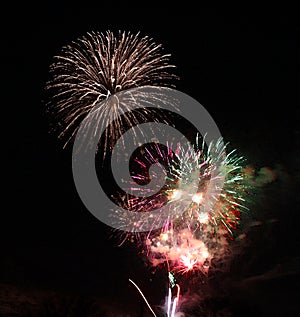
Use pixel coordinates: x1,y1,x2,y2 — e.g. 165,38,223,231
45,30,177,151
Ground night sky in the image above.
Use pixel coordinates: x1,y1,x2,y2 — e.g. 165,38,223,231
3,4,300,316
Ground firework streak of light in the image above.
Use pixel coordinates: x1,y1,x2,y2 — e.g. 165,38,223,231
129,279,158,317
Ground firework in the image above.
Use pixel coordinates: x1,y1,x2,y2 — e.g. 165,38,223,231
45,30,177,154
121,136,252,274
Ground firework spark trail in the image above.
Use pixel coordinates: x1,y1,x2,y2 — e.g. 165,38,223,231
166,284,181,317
46,30,177,154
129,279,157,317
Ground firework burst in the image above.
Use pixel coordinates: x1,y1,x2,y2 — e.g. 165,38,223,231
119,136,252,274
45,30,177,153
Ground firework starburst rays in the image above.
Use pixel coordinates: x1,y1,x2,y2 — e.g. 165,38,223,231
45,30,177,149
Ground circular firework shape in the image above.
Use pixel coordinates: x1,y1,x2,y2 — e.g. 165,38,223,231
72,86,225,232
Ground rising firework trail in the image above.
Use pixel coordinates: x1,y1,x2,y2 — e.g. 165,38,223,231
129,279,158,317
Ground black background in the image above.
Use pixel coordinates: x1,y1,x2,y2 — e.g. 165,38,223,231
3,4,300,316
